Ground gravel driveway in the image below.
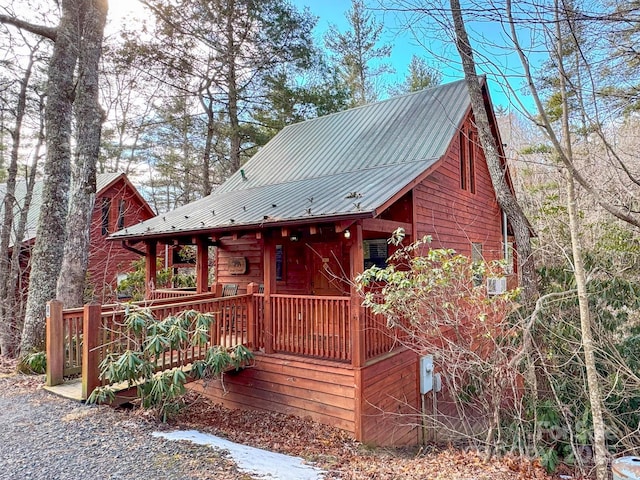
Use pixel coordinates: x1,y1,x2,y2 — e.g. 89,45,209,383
0,376,254,480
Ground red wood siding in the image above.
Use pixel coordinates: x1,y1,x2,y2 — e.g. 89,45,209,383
215,229,351,296
189,353,357,433
360,349,420,446
88,178,154,303
414,114,504,261
192,348,420,446
215,234,264,293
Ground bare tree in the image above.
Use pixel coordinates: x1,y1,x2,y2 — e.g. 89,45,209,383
1,0,108,354
449,0,537,303
56,0,108,308
0,36,43,356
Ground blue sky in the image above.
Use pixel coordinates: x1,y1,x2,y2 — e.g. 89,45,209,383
290,0,533,111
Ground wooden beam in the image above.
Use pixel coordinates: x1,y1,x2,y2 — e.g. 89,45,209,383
145,240,157,299
335,220,355,233
362,218,412,236
82,303,101,400
195,236,209,294
45,300,64,387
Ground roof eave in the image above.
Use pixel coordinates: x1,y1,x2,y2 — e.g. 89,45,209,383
107,211,374,243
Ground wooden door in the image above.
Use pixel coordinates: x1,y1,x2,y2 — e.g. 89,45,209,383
308,242,345,296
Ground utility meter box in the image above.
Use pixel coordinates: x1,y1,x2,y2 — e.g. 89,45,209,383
420,355,434,394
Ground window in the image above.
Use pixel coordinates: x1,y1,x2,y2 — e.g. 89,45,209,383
101,197,111,235
459,130,467,190
364,239,388,269
117,200,126,230
503,241,514,274
468,130,476,194
471,242,483,286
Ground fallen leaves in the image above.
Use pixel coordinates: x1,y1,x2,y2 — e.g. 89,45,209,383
170,391,555,480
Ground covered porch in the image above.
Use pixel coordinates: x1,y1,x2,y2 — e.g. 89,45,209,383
45,214,420,446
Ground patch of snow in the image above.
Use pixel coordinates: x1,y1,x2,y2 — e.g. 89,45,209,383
152,429,326,480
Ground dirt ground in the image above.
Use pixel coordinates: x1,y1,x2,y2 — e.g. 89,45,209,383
0,356,558,480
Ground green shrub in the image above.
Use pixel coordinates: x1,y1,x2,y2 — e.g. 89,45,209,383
87,307,254,421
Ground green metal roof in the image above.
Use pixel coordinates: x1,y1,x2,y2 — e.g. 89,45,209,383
0,172,124,247
111,79,473,240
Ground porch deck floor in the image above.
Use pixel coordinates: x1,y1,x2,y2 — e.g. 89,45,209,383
43,378,83,401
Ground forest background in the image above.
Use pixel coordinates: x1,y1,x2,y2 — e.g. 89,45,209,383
1,1,640,479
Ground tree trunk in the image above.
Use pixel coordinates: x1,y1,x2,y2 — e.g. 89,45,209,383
6,120,43,357
56,0,108,308
564,168,609,480
556,17,608,478
449,0,537,304
20,0,80,355
0,46,37,356
225,0,241,174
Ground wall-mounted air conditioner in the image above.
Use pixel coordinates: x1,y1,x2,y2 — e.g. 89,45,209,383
486,277,507,295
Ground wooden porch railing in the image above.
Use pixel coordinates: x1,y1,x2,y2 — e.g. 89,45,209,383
46,292,255,398
255,294,352,362
151,288,199,300
364,307,398,359
46,290,401,398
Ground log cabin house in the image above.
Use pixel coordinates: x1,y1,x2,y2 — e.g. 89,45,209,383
1,172,155,304
46,79,516,447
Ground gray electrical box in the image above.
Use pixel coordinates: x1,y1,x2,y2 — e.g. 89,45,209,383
420,355,434,394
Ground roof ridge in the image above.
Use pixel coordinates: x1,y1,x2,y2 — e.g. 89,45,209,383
280,78,466,131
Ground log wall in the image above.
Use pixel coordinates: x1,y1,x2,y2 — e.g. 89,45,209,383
191,353,357,433
215,234,264,293
414,114,504,261
360,349,420,446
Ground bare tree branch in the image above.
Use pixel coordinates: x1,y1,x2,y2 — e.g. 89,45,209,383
0,15,56,41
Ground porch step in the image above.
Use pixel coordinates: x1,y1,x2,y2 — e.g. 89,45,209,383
43,377,147,404
43,378,83,401
43,361,250,404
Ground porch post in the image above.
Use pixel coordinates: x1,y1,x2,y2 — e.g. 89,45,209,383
145,240,157,299
349,222,365,367
263,231,275,354
349,221,365,443
81,303,101,400
45,300,64,387
195,236,209,294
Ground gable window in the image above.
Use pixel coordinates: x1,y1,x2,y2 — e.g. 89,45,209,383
117,199,126,230
468,130,476,194
459,130,467,190
101,197,111,235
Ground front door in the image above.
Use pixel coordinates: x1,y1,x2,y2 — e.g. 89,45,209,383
308,242,345,296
